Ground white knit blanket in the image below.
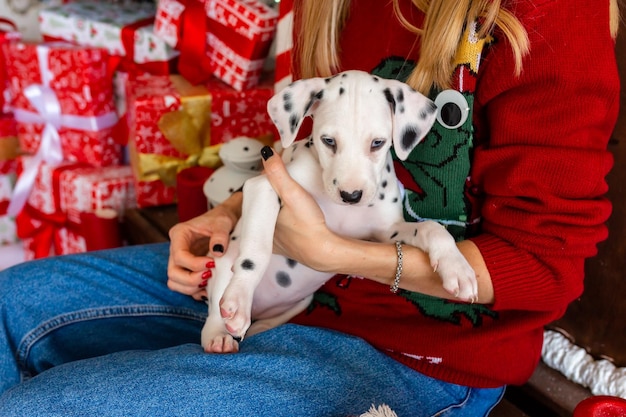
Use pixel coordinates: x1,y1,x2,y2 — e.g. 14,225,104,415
542,330,626,399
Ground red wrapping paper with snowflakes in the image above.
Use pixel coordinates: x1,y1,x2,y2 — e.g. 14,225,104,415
15,158,136,259
39,0,179,77
2,41,122,216
127,73,274,207
0,18,21,115
153,0,277,89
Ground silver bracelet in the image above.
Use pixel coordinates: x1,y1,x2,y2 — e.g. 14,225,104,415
390,241,403,293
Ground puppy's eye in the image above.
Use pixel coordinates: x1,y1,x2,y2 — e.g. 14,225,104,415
371,138,386,151
321,136,336,150
434,90,469,129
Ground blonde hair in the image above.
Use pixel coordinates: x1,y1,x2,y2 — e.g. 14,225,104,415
297,0,620,95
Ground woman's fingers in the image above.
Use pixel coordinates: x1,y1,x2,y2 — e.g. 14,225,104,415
261,146,302,204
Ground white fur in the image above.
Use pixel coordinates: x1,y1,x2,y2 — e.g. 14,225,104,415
201,70,477,353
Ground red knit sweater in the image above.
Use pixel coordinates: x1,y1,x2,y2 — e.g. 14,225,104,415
290,0,619,388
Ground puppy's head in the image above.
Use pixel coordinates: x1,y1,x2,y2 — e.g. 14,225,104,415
267,70,436,205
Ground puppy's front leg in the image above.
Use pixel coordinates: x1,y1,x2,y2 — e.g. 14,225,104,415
377,221,478,302
219,174,280,338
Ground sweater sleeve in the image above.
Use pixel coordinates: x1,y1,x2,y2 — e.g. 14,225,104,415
469,0,619,312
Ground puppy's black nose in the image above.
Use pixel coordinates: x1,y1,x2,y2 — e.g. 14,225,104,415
340,190,363,204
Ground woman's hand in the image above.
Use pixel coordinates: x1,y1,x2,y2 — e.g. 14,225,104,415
261,146,339,273
167,193,242,301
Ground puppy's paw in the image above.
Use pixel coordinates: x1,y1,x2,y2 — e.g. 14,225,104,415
201,322,240,353
219,287,253,338
203,334,240,353
432,252,478,302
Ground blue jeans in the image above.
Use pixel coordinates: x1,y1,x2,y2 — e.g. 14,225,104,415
0,243,504,416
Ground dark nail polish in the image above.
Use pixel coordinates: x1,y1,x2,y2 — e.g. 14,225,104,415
212,244,224,253
261,146,273,161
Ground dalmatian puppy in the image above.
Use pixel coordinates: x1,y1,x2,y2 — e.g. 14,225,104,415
201,70,477,353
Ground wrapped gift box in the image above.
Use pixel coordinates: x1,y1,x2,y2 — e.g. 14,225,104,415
1,18,21,114
154,0,277,89
127,73,274,207
3,41,122,167
39,0,179,76
16,158,136,259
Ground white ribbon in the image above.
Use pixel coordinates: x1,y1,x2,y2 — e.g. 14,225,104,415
7,44,119,216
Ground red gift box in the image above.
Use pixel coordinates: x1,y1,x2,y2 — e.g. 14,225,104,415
3,41,122,166
39,0,179,78
154,0,277,89
206,0,277,59
16,158,136,259
0,18,21,115
126,73,274,207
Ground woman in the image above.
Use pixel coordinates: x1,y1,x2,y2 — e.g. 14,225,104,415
0,0,619,415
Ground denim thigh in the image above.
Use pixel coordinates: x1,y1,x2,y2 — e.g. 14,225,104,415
0,243,207,394
0,324,504,417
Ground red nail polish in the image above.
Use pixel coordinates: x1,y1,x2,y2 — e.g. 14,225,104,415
198,280,208,288
202,270,212,279
205,261,215,269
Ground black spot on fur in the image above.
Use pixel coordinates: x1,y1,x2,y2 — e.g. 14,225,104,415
386,164,391,173
342,73,348,78
372,76,379,82
231,235,237,241
396,88,404,103
392,197,398,203
241,259,255,270
414,229,418,236
339,87,345,95
315,90,324,100
379,193,385,200
383,88,396,113
276,271,292,287
283,92,293,112
289,114,299,134
286,258,298,268
401,126,421,151
390,231,399,239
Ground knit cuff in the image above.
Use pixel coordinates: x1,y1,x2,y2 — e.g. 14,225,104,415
469,233,569,311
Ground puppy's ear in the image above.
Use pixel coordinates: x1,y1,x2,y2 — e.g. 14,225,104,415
381,80,437,161
267,77,328,148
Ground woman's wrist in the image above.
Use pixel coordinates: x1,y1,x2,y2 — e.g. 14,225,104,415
218,190,243,222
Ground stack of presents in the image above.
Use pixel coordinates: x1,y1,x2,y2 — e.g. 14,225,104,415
0,0,282,261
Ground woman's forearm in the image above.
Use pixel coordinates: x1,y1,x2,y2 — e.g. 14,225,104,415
320,235,495,304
